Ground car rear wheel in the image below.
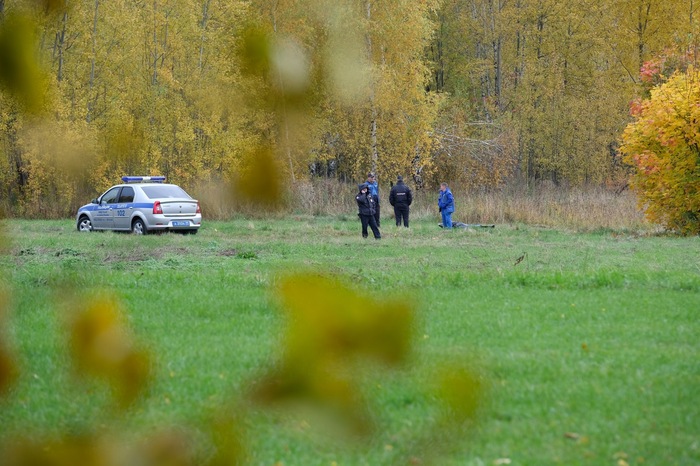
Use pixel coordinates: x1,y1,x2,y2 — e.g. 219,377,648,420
78,216,93,232
131,218,147,235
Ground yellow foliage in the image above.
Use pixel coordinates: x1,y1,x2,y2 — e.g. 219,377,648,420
621,68,700,234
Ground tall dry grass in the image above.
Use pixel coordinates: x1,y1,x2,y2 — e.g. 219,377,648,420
197,178,654,233
0,177,650,232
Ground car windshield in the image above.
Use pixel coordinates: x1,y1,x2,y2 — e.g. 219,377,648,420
141,185,191,199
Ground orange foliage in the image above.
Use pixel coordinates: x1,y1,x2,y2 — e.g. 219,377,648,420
621,68,700,235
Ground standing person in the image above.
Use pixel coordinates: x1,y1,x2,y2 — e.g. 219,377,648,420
438,182,455,229
366,173,381,227
389,175,413,227
356,183,381,239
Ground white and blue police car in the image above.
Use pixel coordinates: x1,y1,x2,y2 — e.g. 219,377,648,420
76,176,202,234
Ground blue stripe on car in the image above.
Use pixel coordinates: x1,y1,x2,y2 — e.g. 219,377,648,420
79,203,153,212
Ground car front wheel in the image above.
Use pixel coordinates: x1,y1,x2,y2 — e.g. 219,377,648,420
77,216,93,232
131,218,147,235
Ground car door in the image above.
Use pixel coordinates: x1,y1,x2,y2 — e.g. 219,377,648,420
113,186,135,230
94,186,121,230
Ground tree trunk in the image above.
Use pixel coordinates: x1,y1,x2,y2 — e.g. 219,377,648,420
5,115,27,192
87,0,99,122
53,10,68,82
514,0,524,90
268,2,296,183
366,0,378,173
493,36,502,110
636,1,651,72
152,0,159,85
198,0,211,71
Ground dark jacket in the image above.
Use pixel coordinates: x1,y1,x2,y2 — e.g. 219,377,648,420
389,181,413,206
356,187,376,216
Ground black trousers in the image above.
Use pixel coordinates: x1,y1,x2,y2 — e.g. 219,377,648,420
373,198,381,227
360,214,381,238
394,204,410,227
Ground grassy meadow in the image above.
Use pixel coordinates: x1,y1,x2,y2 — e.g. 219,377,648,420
0,216,699,465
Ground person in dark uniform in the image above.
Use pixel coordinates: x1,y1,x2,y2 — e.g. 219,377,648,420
366,173,380,227
356,183,381,239
389,175,413,227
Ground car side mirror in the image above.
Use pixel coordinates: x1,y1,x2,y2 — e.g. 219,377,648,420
91,198,98,204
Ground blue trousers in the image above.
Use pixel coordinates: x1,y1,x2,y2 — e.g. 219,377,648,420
441,210,453,229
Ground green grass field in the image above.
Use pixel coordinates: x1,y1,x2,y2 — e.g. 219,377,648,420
1,218,699,466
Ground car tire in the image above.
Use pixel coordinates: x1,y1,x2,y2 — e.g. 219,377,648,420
77,216,93,232
131,218,147,235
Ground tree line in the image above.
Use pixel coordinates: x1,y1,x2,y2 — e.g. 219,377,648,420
0,0,697,217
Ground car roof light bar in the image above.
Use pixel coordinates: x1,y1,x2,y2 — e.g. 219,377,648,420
121,176,166,183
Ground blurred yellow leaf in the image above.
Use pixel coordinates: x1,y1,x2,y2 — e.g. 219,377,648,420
136,429,194,466
66,294,151,407
250,272,414,438
68,296,130,375
0,12,48,113
0,341,18,397
0,287,18,397
238,24,272,77
205,407,248,466
36,0,68,13
232,145,285,210
114,348,151,408
277,273,413,366
0,209,9,254
436,364,486,425
3,434,115,466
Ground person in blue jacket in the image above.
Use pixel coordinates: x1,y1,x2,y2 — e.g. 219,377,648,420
438,182,455,229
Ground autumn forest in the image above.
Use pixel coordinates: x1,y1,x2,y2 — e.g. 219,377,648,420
0,0,698,219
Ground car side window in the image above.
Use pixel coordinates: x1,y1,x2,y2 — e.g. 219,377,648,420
118,186,134,203
100,187,121,205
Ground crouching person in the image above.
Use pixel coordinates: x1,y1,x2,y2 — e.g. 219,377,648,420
356,183,381,239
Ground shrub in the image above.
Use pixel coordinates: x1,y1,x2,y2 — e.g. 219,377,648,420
621,68,700,235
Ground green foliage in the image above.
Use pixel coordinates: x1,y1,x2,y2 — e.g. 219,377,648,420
621,68,700,235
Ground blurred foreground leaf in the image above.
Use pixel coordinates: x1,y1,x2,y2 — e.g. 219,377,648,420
135,429,195,466
0,208,9,254
232,145,285,211
278,273,414,365
0,12,48,113
204,407,248,466
0,286,18,397
3,434,115,466
251,273,414,438
238,24,272,77
67,294,151,408
436,364,486,425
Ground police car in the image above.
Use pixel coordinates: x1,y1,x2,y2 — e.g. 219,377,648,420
76,176,202,234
